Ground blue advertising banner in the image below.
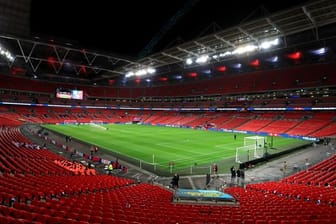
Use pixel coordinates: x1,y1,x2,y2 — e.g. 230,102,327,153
176,189,234,202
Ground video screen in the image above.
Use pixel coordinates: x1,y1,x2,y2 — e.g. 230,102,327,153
71,90,83,100
56,88,83,100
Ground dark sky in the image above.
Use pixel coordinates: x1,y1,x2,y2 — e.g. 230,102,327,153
30,0,309,58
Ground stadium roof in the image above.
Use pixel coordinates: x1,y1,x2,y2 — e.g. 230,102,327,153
0,0,336,84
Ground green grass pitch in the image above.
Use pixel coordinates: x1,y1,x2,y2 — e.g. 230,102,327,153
43,123,309,175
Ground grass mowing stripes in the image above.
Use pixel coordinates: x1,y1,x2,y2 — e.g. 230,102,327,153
43,123,309,175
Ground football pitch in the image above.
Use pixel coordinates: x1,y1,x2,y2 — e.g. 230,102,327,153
43,123,310,175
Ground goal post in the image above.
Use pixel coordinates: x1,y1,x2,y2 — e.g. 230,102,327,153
235,144,256,164
63,120,78,125
90,120,104,124
89,122,108,130
244,136,267,148
236,136,266,163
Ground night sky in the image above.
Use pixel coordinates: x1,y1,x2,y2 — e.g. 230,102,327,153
30,0,309,58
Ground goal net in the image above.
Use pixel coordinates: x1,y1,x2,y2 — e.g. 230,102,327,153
63,120,78,125
235,136,266,163
244,136,266,148
89,122,108,130
90,120,104,124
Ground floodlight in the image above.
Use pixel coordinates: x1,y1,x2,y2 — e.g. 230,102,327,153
147,68,156,74
195,55,209,64
260,38,279,50
232,63,242,69
219,51,232,57
0,44,14,61
311,47,327,55
202,69,211,74
266,56,279,63
186,58,193,65
125,72,134,78
232,45,257,54
135,69,146,76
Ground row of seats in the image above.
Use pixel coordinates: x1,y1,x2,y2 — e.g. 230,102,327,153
2,182,336,223
283,154,336,186
53,160,97,176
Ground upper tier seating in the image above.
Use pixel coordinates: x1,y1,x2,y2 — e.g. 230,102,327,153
1,63,335,99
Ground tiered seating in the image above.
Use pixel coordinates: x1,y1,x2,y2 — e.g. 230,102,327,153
225,186,336,223
287,97,315,107
259,120,298,135
142,111,167,124
0,173,132,202
2,104,336,139
316,96,336,107
2,180,336,223
1,60,336,223
0,116,22,126
36,108,62,124
313,122,336,137
1,125,336,223
54,160,97,175
236,119,273,132
247,181,336,206
174,115,198,126
282,111,307,120
185,116,211,128
217,115,250,130
0,126,138,223
283,154,336,187
286,119,332,136
208,113,234,127
0,128,75,175
1,63,336,99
